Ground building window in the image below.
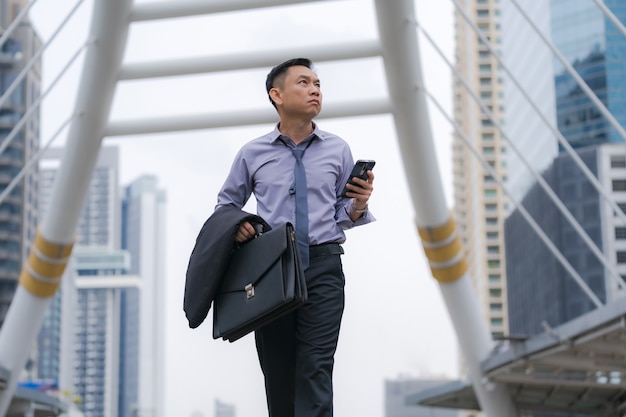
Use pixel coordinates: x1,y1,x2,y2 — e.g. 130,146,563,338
613,180,626,191
485,203,497,211
617,251,626,264
487,231,499,239
488,274,500,282
488,260,500,268
616,227,626,240
487,246,500,254
490,318,503,326
490,303,502,312
611,155,626,168
489,288,502,297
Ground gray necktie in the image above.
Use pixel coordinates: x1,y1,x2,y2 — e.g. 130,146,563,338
292,148,309,270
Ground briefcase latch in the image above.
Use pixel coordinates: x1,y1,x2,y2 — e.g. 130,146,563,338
245,283,255,299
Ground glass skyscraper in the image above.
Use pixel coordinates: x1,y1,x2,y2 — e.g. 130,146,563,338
551,0,626,148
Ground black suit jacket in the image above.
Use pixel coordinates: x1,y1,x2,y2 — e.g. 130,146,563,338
184,205,270,329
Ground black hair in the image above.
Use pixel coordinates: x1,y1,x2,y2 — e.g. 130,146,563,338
265,58,313,108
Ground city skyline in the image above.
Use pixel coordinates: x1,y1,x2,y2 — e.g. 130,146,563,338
13,0,626,416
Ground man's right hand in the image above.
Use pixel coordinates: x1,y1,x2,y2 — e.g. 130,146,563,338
235,221,258,243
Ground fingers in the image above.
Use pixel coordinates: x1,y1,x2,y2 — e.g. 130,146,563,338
235,221,258,243
345,171,375,202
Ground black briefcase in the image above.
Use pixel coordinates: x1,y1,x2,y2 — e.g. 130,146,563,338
213,222,307,342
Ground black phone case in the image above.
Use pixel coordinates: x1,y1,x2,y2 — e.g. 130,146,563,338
341,160,375,198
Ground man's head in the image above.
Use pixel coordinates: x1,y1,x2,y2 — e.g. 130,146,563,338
266,58,319,111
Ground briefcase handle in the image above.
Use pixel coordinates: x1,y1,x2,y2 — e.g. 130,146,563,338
253,223,265,236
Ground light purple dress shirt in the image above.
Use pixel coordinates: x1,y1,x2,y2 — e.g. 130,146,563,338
216,123,375,245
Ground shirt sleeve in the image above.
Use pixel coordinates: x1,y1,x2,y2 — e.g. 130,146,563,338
215,149,253,211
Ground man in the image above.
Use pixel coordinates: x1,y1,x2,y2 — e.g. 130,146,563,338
215,58,375,417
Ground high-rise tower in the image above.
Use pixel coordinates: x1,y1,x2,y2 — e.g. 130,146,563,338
551,0,626,149
120,175,166,417
452,0,509,345
0,0,41,328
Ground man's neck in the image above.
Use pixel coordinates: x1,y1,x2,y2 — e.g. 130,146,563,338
278,119,315,144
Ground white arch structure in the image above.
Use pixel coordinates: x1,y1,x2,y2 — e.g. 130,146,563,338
0,0,524,415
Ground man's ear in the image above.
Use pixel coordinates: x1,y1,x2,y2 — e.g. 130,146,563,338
269,87,282,106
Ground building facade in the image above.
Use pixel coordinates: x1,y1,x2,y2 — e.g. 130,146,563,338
452,0,509,347
0,0,41,328
551,0,626,149
37,147,121,390
120,175,166,417
505,144,626,336
38,147,165,417
385,378,458,417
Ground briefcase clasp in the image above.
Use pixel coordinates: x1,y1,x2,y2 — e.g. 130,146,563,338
245,283,255,299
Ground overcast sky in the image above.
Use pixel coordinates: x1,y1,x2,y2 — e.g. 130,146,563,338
29,1,457,416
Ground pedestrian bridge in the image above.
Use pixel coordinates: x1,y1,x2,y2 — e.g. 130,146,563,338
0,0,625,416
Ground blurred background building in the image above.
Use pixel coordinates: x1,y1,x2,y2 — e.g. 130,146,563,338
0,0,41,329
214,399,235,417
37,147,166,417
385,377,457,417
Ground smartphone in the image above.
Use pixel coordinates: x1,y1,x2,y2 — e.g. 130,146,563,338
341,160,376,198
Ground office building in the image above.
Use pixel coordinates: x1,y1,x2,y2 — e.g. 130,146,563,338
0,0,42,328
452,4,558,416
505,143,626,336
214,399,235,417
385,377,458,417
120,175,166,417
452,0,510,347
38,147,166,417
72,248,139,417
551,0,626,149
37,147,121,390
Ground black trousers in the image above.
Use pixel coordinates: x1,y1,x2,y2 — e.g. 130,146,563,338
255,245,345,417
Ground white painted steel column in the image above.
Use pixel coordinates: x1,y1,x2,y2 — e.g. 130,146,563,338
0,0,132,414
373,1,518,416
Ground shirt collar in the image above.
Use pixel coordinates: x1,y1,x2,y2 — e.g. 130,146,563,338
269,122,327,145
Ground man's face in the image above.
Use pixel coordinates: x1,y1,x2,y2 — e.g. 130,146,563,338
272,65,322,118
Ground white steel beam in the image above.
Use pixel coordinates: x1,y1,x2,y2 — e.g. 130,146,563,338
373,1,518,416
104,98,391,137
0,0,132,414
131,0,333,22
119,40,382,80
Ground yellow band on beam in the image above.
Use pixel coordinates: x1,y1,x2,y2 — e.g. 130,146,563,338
422,236,462,263
430,258,468,283
417,217,467,283
34,231,73,258
19,230,74,298
418,217,456,243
